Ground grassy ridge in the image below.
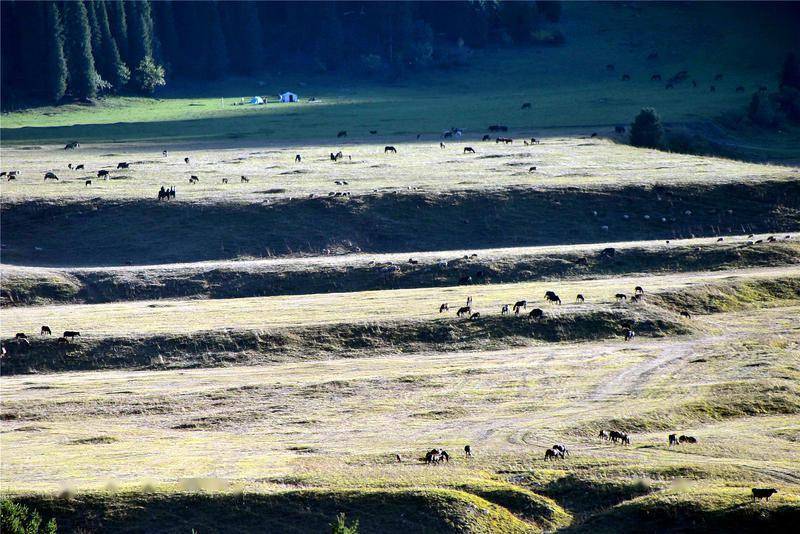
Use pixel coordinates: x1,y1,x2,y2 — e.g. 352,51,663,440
3,181,799,266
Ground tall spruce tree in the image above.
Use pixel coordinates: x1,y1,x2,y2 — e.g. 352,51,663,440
44,2,68,102
152,0,179,71
109,1,129,64
127,0,154,67
86,0,103,64
96,0,130,89
63,0,98,99
204,2,228,79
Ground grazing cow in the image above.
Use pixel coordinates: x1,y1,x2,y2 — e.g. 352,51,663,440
530,138,540,144
425,448,450,465
496,137,513,144
41,326,52,336
528,166,537,172
295,154,301,163
576,294,585,303
117,162,130,169
651,74,662,81
464,445,472,457
469,312,481,321
599,430,610,441
337,130,347,138
63,331,80,340
544,448,564,461
15,333,27,340
544,291,561,305
680,310,692,319
7,175,15,181
241,176,249,183
76,164,84,170
752,488,777,502
513,300,527,315
482,134,491,141
222,178,229,184
610,430,631,445
615,126,626,134
464,147,475,154
529,308,544,320
184,157,190,164
440,142,445,149
635,286,644,295
85,180,92,187
97,170,109,178
521,102,532,109
622,74,631,81
384,146,397,154
439,303,449,313
669,434,679,446
625,330,635,342
456,306,471,317
189,175,199,184
501,304,510,315
68,163,73,169
631,294,643,303
615,293,627,301
57,337,69,345
678,435,697,444
44,171,58,181
64,141,79,150
553,444,570,457
736,86,745,93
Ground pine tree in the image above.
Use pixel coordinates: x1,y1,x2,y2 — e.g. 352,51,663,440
62,0,98,99
86,0,103,63
43,2,68,102
109,1,129,64
630,108,665,148
153,0,179,71
96,0,130,89
127,0,154,67
204,2,228,79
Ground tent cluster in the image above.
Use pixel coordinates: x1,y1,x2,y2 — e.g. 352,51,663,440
243,92,297,105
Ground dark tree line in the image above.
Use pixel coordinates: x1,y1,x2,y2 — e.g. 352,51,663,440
1,1,562,110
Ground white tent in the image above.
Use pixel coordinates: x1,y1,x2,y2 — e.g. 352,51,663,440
279,92,298,103
249,96,264,105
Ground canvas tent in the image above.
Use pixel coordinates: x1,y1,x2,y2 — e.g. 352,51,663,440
249,96,264,105
279,92,298,103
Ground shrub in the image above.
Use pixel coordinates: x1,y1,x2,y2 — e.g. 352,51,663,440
133,56,166,95
629,108,664,148
0,500,57,534
331,512,359,534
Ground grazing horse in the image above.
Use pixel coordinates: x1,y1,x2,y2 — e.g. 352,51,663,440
528,166,537,172
513,300,527,315
553,444,570,457
440,142,446,149
544,291,561,305
97,170,109,178
576,294,585,303
615,293,627,301
544,448,564,460
184,157,190,164
337,130,347,138
599,430,610,441
85,180,92,187
117,162,130,169
57,337,69,345
678,435,697,444
501,304,510,315
41,326,52,335
189,175,199,184
456,306,471,317
384,146,397,154
530,138,540,144
631,294,643,303
752,488,777,502
163,150,168,157
529,308,544,320
521,102,532,109
635,286,644,294
624,330,635,342
469,312,481,320
76,164,84,170
464,445,472,457
610,430,631,445
463,147,475,154
44,172,58,181
295,154,301,163
669,434,679,446
222,178,229,184
63,331,80,340
64,141,80,150
425,448,450,465
241,176,250,183
439,303,449,313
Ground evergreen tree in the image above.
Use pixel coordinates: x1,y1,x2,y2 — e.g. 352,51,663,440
15,2,47,96
630,108,665,148
204,2,228,79
43,2,68,102
109,1,129,64
127,0,154,68
86,0,103,63
96,0,130,89
153,1,179,73
62,0,98,99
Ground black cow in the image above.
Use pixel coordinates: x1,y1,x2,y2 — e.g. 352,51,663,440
41,326,52,335
64,141,80,150
295,154,301,163
44,172,58,181
576,294,585,303
63,331,80,339
521,102,532,109
456,306,471,317
439,303,449,313
97,170,109,178
117,162,130,169
752,488,777,502
464,147,475,154
544,291,561,305
529,308,544,320
384,146,397,154
337,130,347,138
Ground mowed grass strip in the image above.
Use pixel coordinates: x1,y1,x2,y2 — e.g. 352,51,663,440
1,266,797,337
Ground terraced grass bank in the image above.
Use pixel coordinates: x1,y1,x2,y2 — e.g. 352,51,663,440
3,240,798,306
2,180,799,266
